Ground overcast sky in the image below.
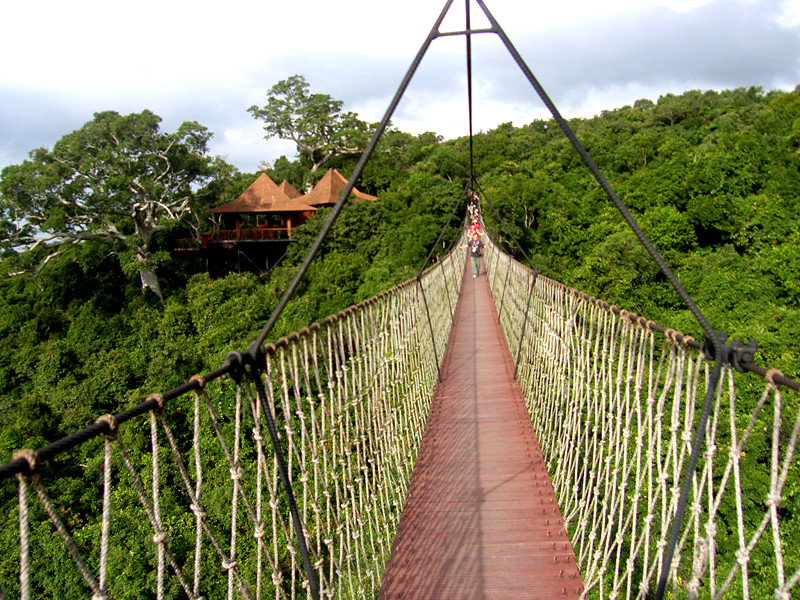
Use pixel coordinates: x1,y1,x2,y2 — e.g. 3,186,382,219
2,0,799,174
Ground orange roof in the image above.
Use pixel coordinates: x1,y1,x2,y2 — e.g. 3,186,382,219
209,173,316,214
302,169,377,207
278,180,302,199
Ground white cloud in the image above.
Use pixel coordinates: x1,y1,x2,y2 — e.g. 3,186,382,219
1,0,799,173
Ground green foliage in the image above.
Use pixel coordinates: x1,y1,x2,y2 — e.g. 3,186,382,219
2,82,800,596
0,110,214,302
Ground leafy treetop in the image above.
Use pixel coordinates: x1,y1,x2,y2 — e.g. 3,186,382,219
0,110,213,302
248,75,371,176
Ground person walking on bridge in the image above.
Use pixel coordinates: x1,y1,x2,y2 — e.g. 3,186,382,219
461,231,490,278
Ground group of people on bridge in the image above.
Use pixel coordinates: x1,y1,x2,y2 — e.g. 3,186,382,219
462,193,490,278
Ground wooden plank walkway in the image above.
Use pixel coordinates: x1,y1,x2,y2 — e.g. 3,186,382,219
379,259,584,599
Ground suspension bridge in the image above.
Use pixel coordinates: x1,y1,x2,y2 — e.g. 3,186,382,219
2,237,798,599
2,0,800,598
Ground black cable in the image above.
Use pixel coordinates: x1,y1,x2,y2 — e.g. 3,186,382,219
473,0,718,347
249,363,319,600
466,0,475,178
415,182,470,277
473,179,537,274
252,0,457,354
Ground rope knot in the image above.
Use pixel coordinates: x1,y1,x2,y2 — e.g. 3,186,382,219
222,559,238,571
152,532,168,545
766,493,782,508
736,549,749,566
254,525,266,540
229,467,242,481
704,444,717,460
190,503,206,519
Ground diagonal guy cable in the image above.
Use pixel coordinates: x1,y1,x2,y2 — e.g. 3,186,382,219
250,0,458,355
469,2,725,598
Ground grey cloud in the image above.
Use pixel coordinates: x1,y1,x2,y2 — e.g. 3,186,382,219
495,1,800,107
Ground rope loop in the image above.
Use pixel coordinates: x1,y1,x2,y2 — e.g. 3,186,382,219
189,374,207,390
766,368,784,388
705,521,717,538
147,393,166,412
222,559,238,571
189,503,207,520
12,449,39,476
95,414,119,439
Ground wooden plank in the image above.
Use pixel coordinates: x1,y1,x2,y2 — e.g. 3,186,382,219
379,259,584,599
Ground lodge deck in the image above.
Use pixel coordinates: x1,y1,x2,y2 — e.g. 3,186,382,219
379,258,584,599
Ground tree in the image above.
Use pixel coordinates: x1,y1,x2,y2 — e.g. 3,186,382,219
248,74,370,174
0,110,213,302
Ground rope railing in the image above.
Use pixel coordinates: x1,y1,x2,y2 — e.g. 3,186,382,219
0,245,465,600
486,245,800,600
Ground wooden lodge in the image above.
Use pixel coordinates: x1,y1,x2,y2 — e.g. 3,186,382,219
202,174,315,246
182,169,377,251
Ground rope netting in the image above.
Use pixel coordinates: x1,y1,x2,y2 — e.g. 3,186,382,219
486,245,800,600
0,246,464,600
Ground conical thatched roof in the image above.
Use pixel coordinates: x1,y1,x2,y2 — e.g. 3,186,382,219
278,180,302,199
209,173,316,214
302,169,377,207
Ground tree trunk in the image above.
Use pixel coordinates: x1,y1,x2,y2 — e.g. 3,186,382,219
139,267,164,304
134,218,164,304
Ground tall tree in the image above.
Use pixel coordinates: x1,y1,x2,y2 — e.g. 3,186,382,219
0,110,213,302
248,74,370,173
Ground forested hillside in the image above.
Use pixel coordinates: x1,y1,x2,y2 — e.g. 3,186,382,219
472,87,800,373
2,84,799,462
0,84,798,596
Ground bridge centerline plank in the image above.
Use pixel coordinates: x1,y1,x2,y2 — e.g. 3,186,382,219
378,259,583,600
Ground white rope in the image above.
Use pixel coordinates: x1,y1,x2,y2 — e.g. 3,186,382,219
486,246,800,600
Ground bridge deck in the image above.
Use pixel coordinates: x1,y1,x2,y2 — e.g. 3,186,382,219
379,259,583,599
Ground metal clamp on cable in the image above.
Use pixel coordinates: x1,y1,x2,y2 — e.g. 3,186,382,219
224,342,267,384
223,350,247,383
702,331,758,373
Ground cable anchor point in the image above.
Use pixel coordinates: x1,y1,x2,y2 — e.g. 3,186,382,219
702,331,758,373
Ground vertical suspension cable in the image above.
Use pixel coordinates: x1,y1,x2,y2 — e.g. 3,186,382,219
466,0,475,180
